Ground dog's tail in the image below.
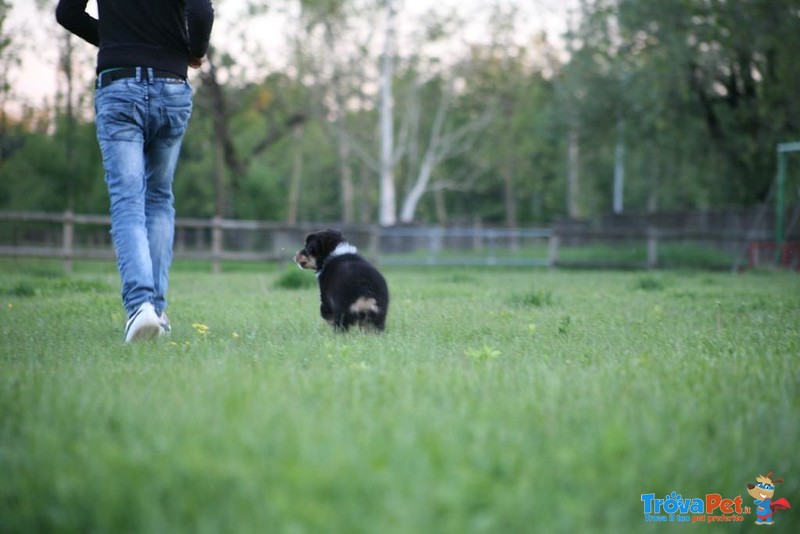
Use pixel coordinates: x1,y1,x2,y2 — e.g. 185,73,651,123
348,297,385,332
349,297,380,315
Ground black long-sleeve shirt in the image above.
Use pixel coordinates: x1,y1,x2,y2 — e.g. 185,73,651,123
56,0,214,78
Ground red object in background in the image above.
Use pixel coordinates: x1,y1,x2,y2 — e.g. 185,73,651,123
747,241,800,270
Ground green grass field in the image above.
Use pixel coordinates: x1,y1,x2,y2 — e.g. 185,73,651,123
1,260,798,533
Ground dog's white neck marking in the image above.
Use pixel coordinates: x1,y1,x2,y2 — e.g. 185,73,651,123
317,241,358,279
330,242,358,258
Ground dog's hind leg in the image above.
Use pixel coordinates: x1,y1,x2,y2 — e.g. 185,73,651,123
332,311,353,332
369,312,386,332
320,300,334,323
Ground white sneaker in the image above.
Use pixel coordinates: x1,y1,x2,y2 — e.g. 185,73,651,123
124,302,161,343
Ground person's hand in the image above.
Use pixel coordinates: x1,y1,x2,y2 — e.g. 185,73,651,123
189,56,203,69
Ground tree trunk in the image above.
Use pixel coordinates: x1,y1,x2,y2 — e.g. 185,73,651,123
378,0,397,226
399,152,435,223
613,115,625,214
502,163,517,229
359,162,373,223
646,148,659,213
213,135,226,218
434,184,447,224
204,52,239,217
323,20,356,224
337,121,355,223
567,121,581,219
287,126,303,224
60,33,76,210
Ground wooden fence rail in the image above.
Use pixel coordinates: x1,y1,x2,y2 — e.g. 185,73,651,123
0,211,560,272
0,211,381,273
2,210,791,272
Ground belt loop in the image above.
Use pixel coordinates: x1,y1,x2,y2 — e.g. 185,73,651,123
147,67,155,83
135,67,142,83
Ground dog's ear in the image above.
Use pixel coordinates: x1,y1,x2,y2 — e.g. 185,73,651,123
303,233,321,257
325,228,344,241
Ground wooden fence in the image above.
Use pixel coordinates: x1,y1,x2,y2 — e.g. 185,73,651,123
0,211,559,272
0,211,379,273
1,210,795,272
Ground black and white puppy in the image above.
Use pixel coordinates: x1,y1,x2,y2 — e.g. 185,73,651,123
294,229,389,332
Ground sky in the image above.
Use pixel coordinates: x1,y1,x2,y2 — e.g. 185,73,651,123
6,0,577,112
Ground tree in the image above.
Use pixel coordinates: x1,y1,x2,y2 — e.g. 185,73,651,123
397,72,492,224
0,0,21,167
564,0,800,214
293,0,378,223
196,46,308,218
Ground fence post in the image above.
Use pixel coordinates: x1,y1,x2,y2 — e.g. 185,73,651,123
487,229,497,265
367,225,380,261
647,227,658,269
548,233,559,268
472,218,483,250
212,216,222,274
427,227,442,264
63,209,74,274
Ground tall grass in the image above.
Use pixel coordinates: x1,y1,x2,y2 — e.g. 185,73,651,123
1,260,798,533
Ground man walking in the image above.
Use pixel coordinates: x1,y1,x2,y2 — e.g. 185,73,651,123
56,0,214,342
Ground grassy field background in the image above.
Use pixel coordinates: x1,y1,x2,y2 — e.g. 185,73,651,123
1,259,798,533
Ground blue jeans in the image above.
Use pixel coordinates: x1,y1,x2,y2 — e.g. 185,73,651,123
95,68,192,317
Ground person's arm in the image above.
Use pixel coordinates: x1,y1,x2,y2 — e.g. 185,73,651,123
55,0,99,46
186,0,215,65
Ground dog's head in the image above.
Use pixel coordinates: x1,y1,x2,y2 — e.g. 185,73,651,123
294,229,346,271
